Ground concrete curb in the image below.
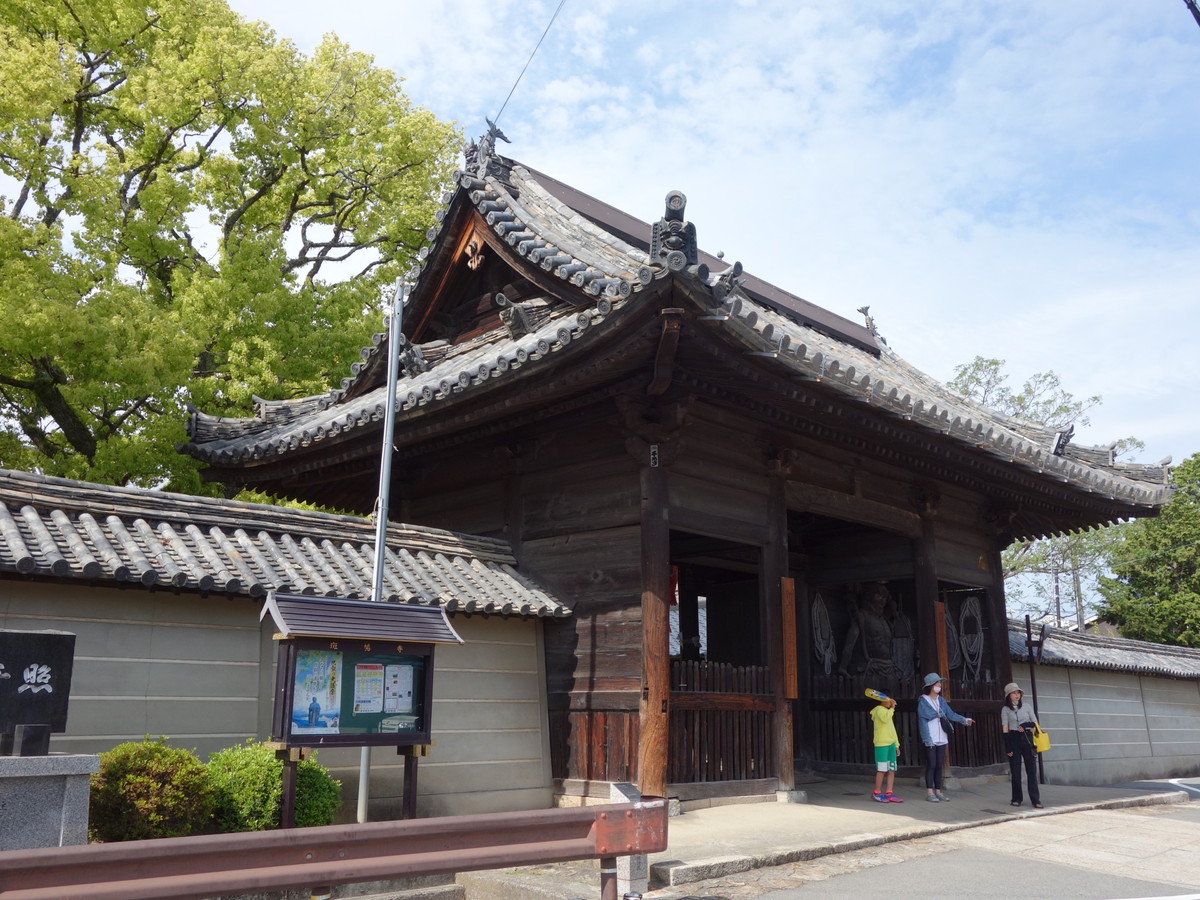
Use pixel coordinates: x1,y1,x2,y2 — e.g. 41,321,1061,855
648,790,1190,887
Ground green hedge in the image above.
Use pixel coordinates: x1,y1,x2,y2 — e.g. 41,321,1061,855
89,737,342,841
208,740,342,831
89,738,218,842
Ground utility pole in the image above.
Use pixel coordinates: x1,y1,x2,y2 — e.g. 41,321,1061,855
1052,566,1062,628
1185,0,1200,29
1072,567,1085,632
357,280,407,824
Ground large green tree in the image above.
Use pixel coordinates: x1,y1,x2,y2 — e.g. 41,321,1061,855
948,357,1141,623
1098,453,1200,646
0,0,459,490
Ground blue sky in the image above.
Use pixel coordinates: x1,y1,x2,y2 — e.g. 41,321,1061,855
228,0,1200,469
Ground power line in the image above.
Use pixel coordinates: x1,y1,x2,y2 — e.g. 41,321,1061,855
1106,539,1199,571
493,0,568,126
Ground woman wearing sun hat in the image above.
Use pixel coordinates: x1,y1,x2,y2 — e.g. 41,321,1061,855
916,673,974,802
1001,681,1043,808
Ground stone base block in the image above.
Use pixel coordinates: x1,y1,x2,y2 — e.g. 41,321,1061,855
0,753,99,850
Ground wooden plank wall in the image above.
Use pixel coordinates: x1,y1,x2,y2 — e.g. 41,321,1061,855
547,707,640,785
667,409,770,543
668,661,775,782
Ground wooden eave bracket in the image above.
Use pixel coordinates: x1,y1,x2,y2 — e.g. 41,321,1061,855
647,309,685,396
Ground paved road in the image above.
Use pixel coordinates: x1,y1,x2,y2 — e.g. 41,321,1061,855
1110,776,1200,802
665,801,1200,900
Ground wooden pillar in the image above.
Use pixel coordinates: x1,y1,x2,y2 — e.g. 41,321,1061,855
399,746,420,820
638,461,670,798
913,486,942,680
277,749,299,829
792,568,815,767
764,457,795,790
984,545,1012,686
914,506,947,777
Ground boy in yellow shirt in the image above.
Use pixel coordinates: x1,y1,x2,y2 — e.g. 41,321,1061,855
870,696,904,802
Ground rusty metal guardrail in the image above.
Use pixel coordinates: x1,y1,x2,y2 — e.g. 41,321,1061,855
0,797,668,900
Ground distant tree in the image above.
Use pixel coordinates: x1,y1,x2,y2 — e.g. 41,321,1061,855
948,357,1142,623
0,0,459,490
1001,530,1117,627
949,356,1113,433
1097,453,1200,646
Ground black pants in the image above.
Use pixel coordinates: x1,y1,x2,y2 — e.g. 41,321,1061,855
924,743,947,789
1009,737,1040,804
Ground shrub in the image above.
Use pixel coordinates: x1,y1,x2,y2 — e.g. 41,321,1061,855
208,740,342,831
89,738,218,842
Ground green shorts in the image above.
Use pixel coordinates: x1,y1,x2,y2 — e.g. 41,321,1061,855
874,744,898,772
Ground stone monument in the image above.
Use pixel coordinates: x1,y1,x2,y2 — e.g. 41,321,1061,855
0,628,98,850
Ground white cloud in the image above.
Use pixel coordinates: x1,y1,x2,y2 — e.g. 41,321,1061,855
226,0,1200,466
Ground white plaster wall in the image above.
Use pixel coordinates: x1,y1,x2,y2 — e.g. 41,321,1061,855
1012,662,1200,784
318,613,555,819
0,580,554,819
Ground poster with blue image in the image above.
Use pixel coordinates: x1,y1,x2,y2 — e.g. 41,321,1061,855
291,648,342,734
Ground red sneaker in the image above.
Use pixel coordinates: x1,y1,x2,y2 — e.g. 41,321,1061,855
885,792,904,802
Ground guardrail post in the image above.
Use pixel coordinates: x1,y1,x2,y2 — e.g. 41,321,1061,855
609,782,648,897
600,856,617,900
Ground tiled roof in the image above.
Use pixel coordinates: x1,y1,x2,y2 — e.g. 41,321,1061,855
187,160,649,454
0,469,569,618
182,153,1174,516
262,592,465,643
1008,619,1200,680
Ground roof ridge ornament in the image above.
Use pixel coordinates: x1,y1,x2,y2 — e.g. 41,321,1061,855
395,333,428,376
1051,424,1074,456
711,259,744,303
650,190,698,274
857,306,888,346
464,118,510,178
496,292,534,337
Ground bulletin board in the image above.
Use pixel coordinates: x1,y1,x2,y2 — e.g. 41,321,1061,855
271,636,435,749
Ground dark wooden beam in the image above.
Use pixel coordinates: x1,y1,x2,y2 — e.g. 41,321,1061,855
914,488,941,686
985,544,1012,688
764,463,794,789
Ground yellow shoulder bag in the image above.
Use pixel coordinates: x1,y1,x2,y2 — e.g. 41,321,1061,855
1031,723,1050,753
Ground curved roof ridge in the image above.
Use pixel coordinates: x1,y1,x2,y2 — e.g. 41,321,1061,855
695,284,1173,504
506,163,652,271
1008,619,1200,679
183,303,607,465
457,166,648,304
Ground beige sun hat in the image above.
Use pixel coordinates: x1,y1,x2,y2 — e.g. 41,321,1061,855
1004,682,1022,695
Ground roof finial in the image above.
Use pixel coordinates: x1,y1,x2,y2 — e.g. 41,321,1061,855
464,118,510,178
650,190,698,272
858,306,888,346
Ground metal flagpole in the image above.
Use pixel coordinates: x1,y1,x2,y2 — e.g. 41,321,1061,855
357,280,407,824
